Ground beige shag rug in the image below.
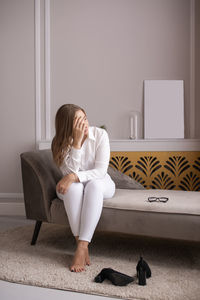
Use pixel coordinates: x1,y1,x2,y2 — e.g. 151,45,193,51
0,223,200,300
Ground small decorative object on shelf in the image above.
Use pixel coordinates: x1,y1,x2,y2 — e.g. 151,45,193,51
129,111,142,140
99,125,107,131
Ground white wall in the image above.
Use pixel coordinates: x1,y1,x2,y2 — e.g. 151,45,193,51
195,0,200,138
50,0,192,140
0,0,35,214
0,0,198,215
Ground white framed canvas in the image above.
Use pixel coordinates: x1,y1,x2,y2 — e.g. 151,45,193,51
144,80,184,139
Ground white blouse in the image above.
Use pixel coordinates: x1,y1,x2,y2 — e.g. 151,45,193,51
60,126,111,182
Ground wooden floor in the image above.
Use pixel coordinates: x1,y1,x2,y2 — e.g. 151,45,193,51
0,216,120,300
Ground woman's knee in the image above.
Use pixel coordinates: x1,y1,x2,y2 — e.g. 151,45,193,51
57,182,84,200
69,182,84,193
104,180,115,198
84,177,116,198
84,179,103,194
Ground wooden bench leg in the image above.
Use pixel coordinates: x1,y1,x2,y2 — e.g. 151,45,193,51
31,221,42,245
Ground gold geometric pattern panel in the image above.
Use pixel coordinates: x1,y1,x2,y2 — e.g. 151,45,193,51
110,151,200,191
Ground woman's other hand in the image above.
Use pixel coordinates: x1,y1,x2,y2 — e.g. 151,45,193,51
56,173,79,194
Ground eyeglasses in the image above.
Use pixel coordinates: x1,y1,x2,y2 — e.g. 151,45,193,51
148,197,169,203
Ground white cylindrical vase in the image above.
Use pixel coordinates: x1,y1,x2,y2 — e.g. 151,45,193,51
129,111,142,139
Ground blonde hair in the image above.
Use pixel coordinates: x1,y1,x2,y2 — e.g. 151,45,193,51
51,104,86,167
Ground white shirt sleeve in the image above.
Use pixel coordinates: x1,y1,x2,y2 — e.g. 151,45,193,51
75,130,110,182
59,146,82,176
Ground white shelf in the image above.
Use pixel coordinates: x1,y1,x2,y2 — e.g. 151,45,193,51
38,139,200,151
110,139,200,151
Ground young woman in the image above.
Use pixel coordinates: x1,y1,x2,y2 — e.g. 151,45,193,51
51,104,116,273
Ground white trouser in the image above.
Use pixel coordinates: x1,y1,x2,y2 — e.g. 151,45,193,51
56,173,116,243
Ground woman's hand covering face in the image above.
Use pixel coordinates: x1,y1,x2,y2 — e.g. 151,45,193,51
72,111,89,148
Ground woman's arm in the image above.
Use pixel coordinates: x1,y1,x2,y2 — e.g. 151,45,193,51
57,115,86,194
60,147,82,176
59,115,86,176
57,129,110,193
75,130,110,182
56,172,79,194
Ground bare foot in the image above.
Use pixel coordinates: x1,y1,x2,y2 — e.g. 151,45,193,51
76,239,91,266
70,246,87,272
85,248,91,266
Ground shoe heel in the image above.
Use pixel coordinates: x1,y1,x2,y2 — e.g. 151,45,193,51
94,274,104,283
94,269,108,283
138,266,146,286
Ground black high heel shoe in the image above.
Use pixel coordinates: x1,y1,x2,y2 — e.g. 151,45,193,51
94,268,134,286
136,257,151,286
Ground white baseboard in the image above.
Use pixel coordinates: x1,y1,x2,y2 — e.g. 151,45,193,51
0,203,26,216
0,193,26,216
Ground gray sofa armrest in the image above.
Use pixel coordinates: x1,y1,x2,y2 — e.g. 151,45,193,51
20,149,62,222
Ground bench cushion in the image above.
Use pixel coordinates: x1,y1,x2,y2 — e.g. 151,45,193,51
103,189,200,216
